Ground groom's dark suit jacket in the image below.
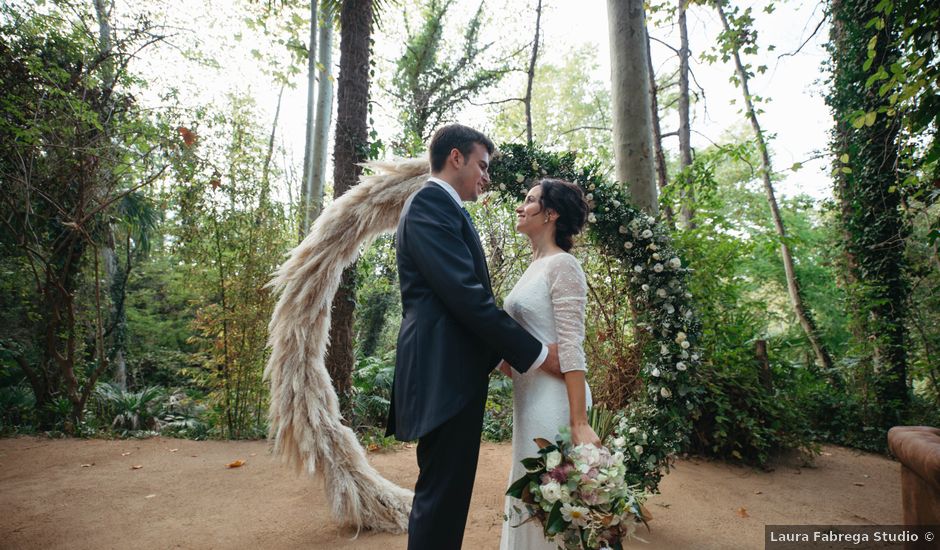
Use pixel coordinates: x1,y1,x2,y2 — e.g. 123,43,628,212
386,182,543,442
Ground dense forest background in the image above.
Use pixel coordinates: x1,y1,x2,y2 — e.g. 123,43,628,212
1,0,937,465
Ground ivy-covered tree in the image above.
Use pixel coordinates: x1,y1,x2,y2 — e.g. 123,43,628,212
826,0,910,424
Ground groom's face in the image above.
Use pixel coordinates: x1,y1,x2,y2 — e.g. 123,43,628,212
452,143,491,202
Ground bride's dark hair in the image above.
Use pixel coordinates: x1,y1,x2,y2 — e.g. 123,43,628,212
536,178,589,252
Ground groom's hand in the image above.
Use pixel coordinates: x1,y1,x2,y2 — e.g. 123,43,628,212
540,343,563,379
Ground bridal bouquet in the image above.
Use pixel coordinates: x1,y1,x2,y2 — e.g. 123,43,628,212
506,430,648,550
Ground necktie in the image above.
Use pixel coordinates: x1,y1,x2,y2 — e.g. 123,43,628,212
461,207,477,231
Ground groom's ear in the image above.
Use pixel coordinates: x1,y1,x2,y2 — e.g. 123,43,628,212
448,147,464,167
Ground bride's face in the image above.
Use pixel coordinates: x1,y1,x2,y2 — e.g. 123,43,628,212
515,185,555,235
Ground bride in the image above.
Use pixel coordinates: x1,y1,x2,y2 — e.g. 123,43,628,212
497,178,601,550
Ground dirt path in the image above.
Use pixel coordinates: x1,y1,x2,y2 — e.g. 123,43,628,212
0,437,900,549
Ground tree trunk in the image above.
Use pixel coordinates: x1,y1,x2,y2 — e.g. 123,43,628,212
325,0,374,410
827,0,909,421
645,29,674,227
524,0,542,146
606,0,657,216
677,0,695,227
311,11,334,220
299,0,318,240
715,2,833,372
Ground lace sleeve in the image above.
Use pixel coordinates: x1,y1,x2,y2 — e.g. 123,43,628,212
547,254,587,373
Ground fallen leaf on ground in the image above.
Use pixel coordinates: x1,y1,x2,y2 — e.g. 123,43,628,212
367,443,380,452
131,465,143,470
754,490,763,495
121,452,132,456
853,482,865,486
822,451,832,456
227,459,245,468
736,507,749,518
169,448,179,453
250,453,256,457
80,463,93,468
145,494,156,499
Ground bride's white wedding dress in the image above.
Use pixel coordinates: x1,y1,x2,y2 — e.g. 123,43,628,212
499,252,592,550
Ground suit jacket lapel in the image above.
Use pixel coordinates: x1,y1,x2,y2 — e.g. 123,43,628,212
426,182,493,294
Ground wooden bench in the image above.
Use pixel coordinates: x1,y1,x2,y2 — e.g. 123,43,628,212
887,426,940,525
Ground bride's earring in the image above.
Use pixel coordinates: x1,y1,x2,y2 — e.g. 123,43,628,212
543,215,549,224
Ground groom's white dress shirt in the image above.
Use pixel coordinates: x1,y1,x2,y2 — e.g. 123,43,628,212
427,175,549,373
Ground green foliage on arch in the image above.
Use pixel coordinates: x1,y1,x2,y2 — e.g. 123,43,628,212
489,143,703,492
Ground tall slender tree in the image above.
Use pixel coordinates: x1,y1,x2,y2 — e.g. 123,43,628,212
325,0,375,407
310,8,335,219
713,1,834,371
299,0,319,239
607,0,658,215
677,0,695,227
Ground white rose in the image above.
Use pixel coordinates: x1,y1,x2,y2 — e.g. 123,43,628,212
660,345,669,355
540,480,563,503
649,243,658,251
641,229,653,239
634,265,644,273
669,257,682,269
586,193,593,201
515,173,525,183
589,184,596,191
656,288,667,298
660,387,672,398
613,200,621,207
613,437,626,447
629,426,638,434
634,445,644,455
642,284,650,292
588,213,597,223
665,304,675,314
651,368,661,377
619,225,628,234
676,362,687,371
545,450,562,470
681,340,690,349
652,253,662,260
624,241,634,250
675,332,687,343
653,263,664,273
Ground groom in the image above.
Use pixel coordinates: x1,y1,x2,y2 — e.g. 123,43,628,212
386,124,561,549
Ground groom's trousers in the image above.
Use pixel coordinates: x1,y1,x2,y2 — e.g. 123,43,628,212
407,389,487,550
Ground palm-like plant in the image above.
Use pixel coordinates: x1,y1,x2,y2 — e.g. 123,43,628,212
94,382,164,432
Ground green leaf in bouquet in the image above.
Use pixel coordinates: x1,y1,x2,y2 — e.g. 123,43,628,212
537,443,559,455
545,500,566,535
521,456,544,472
506,473,533,498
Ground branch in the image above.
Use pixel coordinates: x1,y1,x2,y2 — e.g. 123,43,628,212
777,13,828,60
77,165,168,227
467,96,525,107
648,35,680,56
558,125,612,136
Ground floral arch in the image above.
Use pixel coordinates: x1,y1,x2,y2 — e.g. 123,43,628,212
264,144,700,533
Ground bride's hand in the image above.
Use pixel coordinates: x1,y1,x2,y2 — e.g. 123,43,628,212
570,421,601,447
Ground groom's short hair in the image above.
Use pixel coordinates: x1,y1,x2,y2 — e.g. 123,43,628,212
429,124,495,172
